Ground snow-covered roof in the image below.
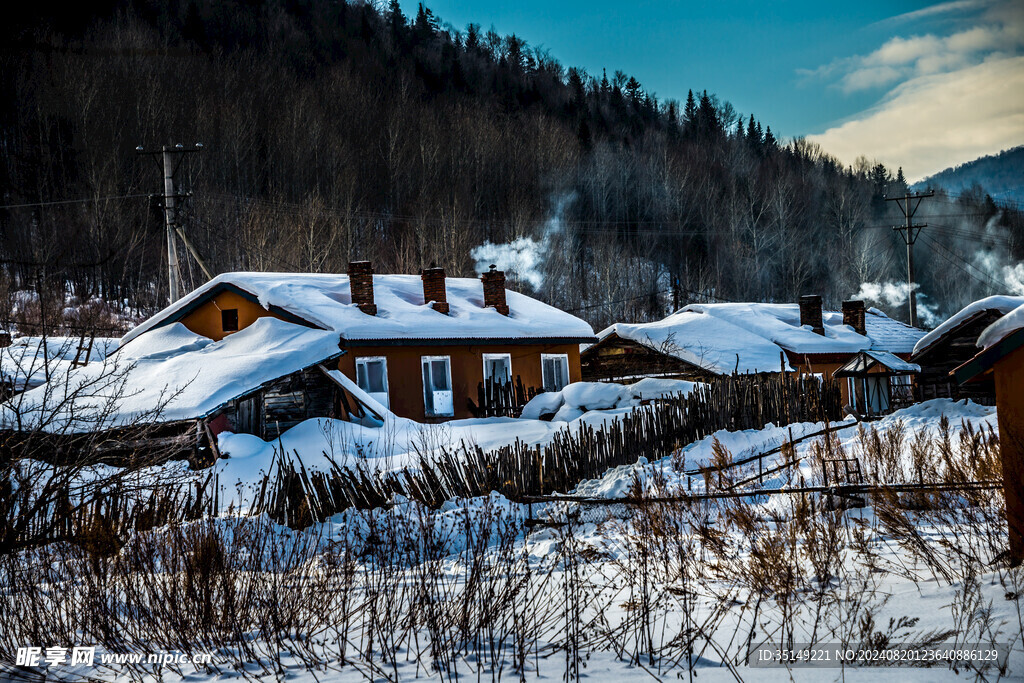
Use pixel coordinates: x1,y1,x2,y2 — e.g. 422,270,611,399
912,295,1024,357
2,319,344,433
864,350,920,373
595,302,924,375
0,336,119,392
836,350,921,377
120,272,595,347
978,305,1024,350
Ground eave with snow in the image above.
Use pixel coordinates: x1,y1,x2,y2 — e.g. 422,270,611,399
0,264,596,461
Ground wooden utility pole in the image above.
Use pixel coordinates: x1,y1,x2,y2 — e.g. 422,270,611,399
887,190,933,327
162,147,182,302
137,143,205,303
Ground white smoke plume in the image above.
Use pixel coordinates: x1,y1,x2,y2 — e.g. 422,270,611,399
471,237,546,290
471,193,576,291
1004,263,1024,295
853,280,941,328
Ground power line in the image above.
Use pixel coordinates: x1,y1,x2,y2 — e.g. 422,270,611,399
0,194,150,210
917,234,1004,294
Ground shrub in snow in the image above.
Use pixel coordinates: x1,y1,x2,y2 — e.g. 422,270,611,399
519,391,564,420
560,382,632,411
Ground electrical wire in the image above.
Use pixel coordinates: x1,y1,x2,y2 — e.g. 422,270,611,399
917,233,1004,294
0,194,150,210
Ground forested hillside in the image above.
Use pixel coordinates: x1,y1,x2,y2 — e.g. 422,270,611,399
917,146,1024,205
3,0,1023,332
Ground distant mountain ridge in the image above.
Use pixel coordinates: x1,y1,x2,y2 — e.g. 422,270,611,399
915,146,1024,205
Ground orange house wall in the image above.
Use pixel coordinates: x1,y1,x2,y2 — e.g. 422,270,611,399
337,342,582,422
179,291,286,341
787,355,848,405
993,348,1024,564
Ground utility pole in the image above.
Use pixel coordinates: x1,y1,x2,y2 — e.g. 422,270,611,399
137,143,204,303
887,190,933,328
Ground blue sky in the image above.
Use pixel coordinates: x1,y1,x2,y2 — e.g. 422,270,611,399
400,0,1024,180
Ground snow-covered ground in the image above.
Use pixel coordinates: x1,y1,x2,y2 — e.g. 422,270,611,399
3,398,1020,682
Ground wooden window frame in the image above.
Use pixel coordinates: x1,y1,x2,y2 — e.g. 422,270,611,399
482,353,512,384
355,356,390,408
421,355,454,417
541,353,570,393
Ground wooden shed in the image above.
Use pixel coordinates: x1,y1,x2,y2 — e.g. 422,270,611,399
833,350,919,417
910,296,1024,404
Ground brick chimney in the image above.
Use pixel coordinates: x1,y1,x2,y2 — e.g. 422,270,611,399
799,295,824,335
347,261,377,315
421,267,449,314
842,300,866,336
481,265,509,316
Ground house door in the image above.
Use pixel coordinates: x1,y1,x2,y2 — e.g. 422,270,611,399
865,376,889,416
236,392,263,436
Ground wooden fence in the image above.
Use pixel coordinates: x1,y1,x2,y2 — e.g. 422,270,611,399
257,373,843,525
468,375,539,418
2,374,844,544
2,471,218,555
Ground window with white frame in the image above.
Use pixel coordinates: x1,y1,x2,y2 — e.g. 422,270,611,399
421,356,454,417
482,353,512,385
541,353,569,393
355,356,390,408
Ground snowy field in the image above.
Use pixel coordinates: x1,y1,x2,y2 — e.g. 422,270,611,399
2,398,1022,682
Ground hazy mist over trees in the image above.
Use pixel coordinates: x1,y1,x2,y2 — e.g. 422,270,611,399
2,0,1023,331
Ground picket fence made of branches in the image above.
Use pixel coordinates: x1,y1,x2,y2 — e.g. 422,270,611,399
257,373,842,526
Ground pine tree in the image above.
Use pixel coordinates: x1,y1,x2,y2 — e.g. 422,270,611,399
667,100,678,130
763,125,776,149
746,114,758,144
388,0,405,41
625,76,642,105
413,4,437,43
683,89,697,130
465,23,480,52
696,90,720,138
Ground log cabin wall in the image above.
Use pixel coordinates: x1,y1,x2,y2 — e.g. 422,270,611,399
786,352,849,406
337,342,582,422
218,366,338,439
914,313,1001,404
580,335,717,383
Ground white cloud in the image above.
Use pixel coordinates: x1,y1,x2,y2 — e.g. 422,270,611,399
805,0,1024,181
809,56,1024,180
879,0,990,25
